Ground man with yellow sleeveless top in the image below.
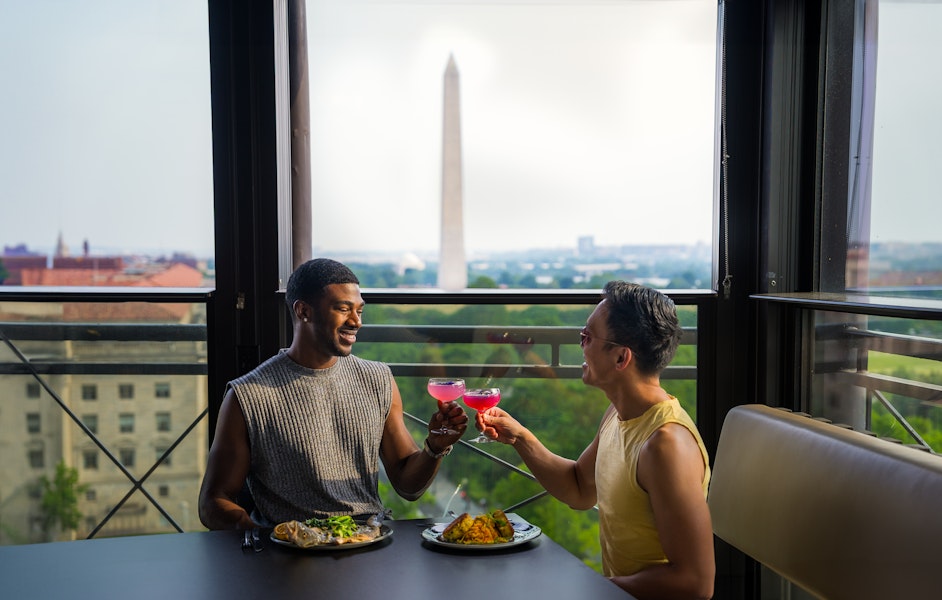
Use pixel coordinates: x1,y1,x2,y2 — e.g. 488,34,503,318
476,281,714,599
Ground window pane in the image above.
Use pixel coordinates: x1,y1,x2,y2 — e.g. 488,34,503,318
119,413,135,434
0,1,214,285
848,1,942,295
156,447,172,467
83,451,99,471
83,414,99,435
807,309,942,452
0,300,208,543
156,412,172,432
26,413,41,434
120,449,136,468
306,0,717,290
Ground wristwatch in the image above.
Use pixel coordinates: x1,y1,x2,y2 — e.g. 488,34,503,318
423,438,453,459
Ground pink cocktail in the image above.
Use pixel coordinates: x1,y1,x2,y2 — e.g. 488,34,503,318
428,378,466,403
463,388,501,443
462,388,501,412
427,378,465,435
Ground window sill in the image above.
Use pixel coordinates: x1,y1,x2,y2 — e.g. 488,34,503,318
751,292,942,320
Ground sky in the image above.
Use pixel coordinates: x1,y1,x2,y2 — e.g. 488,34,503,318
0,1,214,257
0,0,939,261
306,0,718,256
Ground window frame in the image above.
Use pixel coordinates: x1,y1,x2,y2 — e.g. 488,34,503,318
118,413,135,434
119,384,135,400
26,412,41,434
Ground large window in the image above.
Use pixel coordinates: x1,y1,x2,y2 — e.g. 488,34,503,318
0,1,214,286
814,0,942,424
754,3,942,595
305,0,717,290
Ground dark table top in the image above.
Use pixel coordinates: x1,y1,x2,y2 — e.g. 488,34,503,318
0,519,633,599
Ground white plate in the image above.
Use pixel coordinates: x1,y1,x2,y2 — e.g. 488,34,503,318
270,524,393,551
421,513,542,550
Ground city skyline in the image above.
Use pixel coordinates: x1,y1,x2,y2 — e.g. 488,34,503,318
2,1,940,261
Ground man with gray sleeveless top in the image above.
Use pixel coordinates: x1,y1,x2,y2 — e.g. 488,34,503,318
198,259,468,530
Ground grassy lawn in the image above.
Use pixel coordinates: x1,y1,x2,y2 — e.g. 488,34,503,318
867,351,942,380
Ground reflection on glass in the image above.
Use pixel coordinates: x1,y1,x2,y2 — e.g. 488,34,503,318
809,310,942,452
846,1,942,295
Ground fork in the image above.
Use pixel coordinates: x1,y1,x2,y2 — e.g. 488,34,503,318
242,528,263,552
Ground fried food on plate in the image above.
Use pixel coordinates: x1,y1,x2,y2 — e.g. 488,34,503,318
491,509,514,539
440,510,515,544
441,512,475,542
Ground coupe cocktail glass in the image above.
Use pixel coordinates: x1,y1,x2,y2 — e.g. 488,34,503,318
463,388,501,443
427,378,466,435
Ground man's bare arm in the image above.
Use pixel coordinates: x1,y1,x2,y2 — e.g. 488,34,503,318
198,389,258,530
610,423,715,599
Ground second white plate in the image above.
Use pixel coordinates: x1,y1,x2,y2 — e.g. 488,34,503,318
421,514,541,550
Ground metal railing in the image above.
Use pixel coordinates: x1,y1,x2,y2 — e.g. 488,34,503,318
1,287,710,541
817,324,942,452
0,287,212,541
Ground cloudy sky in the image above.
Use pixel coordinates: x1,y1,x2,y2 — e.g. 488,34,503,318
0,0,938,260
306,0,718,256
0,1,214,257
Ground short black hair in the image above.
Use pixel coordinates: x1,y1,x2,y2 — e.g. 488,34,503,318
285,258,360,307
602,281,682,375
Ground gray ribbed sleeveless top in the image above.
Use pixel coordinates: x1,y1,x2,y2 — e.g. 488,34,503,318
230,350,392,524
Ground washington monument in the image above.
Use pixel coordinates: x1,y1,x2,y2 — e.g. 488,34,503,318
437,54,467,291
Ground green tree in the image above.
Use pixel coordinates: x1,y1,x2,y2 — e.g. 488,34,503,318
0,258,8,284
468,275,498,288
39,462,88,541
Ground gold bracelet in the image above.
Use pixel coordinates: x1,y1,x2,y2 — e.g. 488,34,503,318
423,438,453,459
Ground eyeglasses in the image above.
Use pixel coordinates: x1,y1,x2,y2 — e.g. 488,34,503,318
579,327,624,348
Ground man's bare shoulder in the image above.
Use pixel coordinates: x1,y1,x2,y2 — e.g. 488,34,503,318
641,422,701,462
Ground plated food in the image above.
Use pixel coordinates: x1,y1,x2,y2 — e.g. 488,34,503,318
271,514,391,550
441,510,514,544
422,511,542,550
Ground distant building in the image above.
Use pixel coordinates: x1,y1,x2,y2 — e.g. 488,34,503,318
0,255,48,285
55,231,69,258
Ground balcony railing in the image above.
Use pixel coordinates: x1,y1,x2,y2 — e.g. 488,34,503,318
0,287,211,542
755,292,942,453
2,287,709,543
6,283,938,578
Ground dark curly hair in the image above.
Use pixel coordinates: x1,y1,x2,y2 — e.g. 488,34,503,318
602,281,682,375
285,258,360,308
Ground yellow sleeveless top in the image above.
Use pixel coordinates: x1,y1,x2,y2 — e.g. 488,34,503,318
595,397,710,576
